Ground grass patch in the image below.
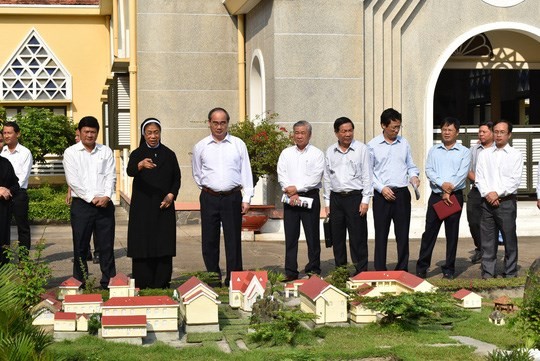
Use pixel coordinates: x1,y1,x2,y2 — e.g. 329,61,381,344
186,332,223,343
28,184,70,223
430,276,526,291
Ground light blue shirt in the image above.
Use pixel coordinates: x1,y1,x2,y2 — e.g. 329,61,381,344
367,134,419,193
426,142,471,194
323,140,373,206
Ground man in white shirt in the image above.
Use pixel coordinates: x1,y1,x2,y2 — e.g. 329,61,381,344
192,107,254,286
278,120,325,281
466,121,494,264
63,116,117,289
475,120,522,279
1,121,33,252
324,117,373,275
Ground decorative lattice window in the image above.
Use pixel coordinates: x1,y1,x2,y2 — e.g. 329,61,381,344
0,29,72,101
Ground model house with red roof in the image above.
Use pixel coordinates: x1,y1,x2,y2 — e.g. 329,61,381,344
298,275,348,325
349,285,378,324
54,312,77,332
101,315,147,341
346,271,436,295
76,314,89,332
63,294,103,315
58,277,83,300
175,276,221,332
108,273,138,298
284,279,307,298
31,295,62,328
229,270,268,312
101,296,179,332
453,288,482,309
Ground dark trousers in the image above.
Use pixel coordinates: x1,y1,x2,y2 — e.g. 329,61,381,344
132,256,172,289
480,198,518,278
466,187,482,252
70,198,116,288
12,189,31,251
200,190,243,284
330,191,367,273
283,190,321,278
0,202,12,264
416,191,463,276
373,188,411,271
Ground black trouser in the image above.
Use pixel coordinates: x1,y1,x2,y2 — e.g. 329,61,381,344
200,190,243,284
330,191,367,273
373,187,411,271
132,256,173,289
12,188,31,251
466,187,482,253
481,197,518,278
0,201,12,264
70,198,116,288
283,190,321,278
416,191,463,276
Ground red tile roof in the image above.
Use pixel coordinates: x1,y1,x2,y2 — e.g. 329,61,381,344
59,277,82,288
452,288,473,300
55,311,77,320
102,315,147,326
64,294,103,303
177,276,216,297
350,271,424,288
298,276,331,300
109,273,130,287
102,296,178,308
230,271,268,293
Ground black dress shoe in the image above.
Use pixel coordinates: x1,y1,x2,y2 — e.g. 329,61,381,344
470,251,482,264
282,275,298,283
416,272,427,279
442,273,454,280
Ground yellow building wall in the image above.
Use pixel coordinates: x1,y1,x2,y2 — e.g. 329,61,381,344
321,289,347,324
0,14,111,141
185,298,218,325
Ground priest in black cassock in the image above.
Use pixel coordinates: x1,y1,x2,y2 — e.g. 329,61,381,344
0,156,19,265
127,118,181,289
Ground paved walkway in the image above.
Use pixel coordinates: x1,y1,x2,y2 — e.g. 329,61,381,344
17,202,540,288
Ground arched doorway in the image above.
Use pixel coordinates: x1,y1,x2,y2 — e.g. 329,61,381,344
249,49,266,121
428,24,540,196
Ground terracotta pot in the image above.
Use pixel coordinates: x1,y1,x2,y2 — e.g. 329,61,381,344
241,205,275,232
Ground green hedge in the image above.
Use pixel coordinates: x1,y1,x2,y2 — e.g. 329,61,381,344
27,185,70,222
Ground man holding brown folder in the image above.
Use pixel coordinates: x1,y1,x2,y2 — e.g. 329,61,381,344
416,117,470,280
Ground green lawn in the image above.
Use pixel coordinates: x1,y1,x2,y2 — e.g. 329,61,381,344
49,305,521,361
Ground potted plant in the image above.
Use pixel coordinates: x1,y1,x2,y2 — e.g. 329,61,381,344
229,112,293,232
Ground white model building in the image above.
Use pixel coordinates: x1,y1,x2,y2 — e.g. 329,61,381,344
31,295,62,328
101,315,147,339
63,294,103,315
284,279,307,298
101,296,179,332
175,276,221,333
58,277,83,300
229,270,268,312
346,271,436,294
108,273,138,298
54,312,77,332
298,275,349,325
349,285,379,324
453,289,482,309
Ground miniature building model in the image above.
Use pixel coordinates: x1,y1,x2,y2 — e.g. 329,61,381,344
32,295,62,327
349,285,378,324
54,312,77,332
101,315,147,339
284,279,307,298
298,276,348,325
452,289,482,309
229,271,268,312
58,277,83,300
76,314,89,332
101,296,179,332
108,273,138,298
176,276,221,332
347,271,436,295
63,294,103,314
489,310,506,325
493,296,515,312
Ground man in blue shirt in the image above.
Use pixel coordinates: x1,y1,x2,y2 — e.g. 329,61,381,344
368,108,419,272
416,117,470,279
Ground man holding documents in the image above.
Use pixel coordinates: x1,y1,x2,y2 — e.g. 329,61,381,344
416,117,470,280
475,120,522,279
368,108,419,272
324,117,373,275
278,120,325,282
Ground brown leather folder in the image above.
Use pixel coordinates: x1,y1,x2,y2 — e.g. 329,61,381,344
433,194,462,220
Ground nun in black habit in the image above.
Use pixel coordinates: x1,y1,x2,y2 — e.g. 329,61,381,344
0,156,19,264
127,118,181,289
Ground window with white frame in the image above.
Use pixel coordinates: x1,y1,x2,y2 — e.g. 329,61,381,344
0,29,72,101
